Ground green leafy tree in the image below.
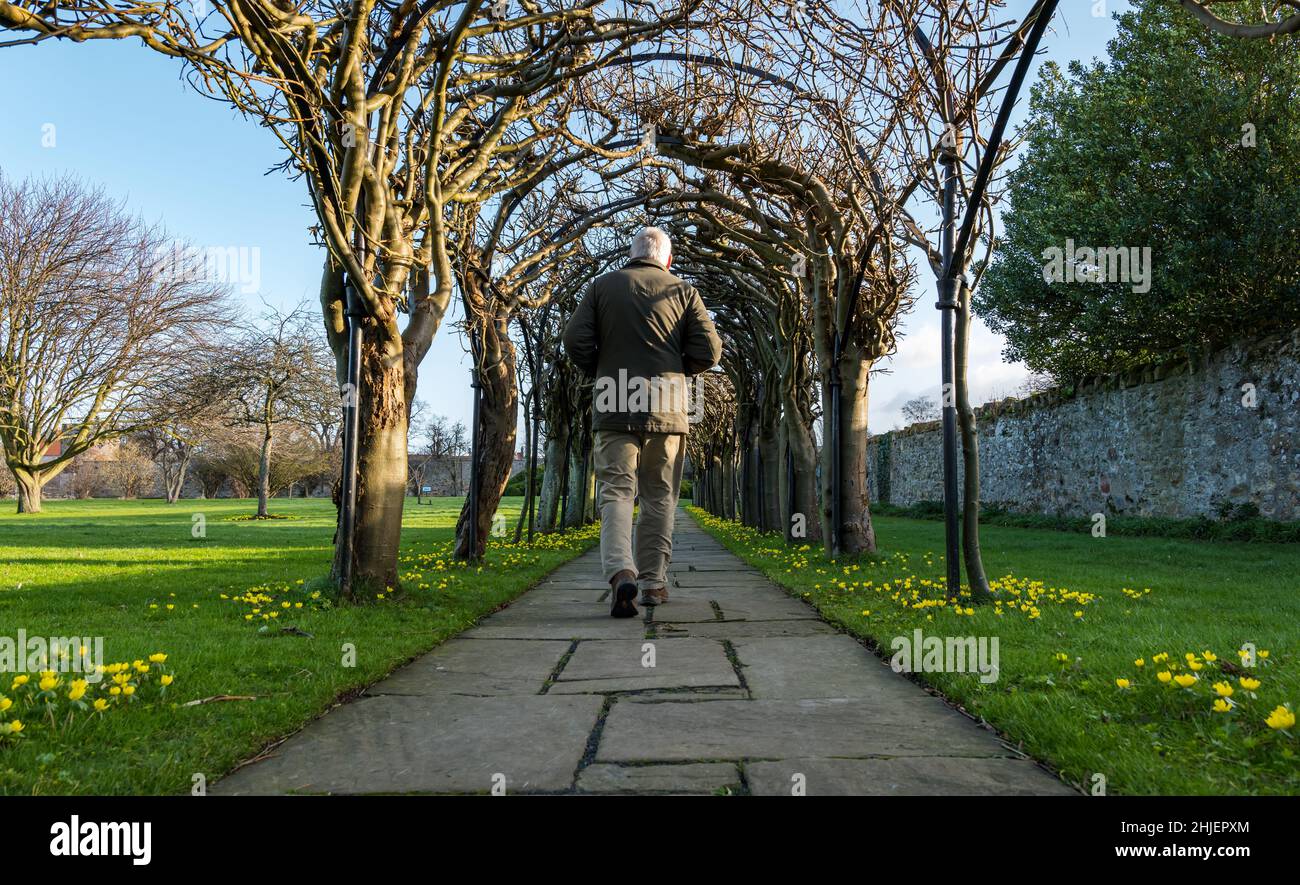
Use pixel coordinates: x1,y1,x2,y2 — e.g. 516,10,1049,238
978,1,1300,381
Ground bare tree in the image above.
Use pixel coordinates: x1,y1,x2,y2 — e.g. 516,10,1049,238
103,439,158,499
901,395,938,424
225,304,328,517
0,173,229,512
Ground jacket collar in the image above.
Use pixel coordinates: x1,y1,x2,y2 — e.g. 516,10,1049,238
624,257,667,270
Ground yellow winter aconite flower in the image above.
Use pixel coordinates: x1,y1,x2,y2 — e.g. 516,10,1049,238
149,653,167,663
1212,682,1233,698
1157,671,1173,683
38,676,58,692
160,675,174,686
0,696,11,713
1212,699,1233,713
1202,651,1217,662
1239,677,1261,691
68,680,88,702
1115,678,1130,690
93,698,109,712
1265,706,1295,730
4,720,23,735
11,675,29,690
1134,658,1145,668
1055,653,1069,663
1174,674,1198,688
122,685,136,697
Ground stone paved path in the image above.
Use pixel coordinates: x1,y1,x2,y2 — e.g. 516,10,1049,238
215,509,1073,796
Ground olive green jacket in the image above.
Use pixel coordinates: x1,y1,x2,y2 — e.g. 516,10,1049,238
562,258,722,434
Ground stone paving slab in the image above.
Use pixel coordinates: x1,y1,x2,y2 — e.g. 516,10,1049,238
577,762,742,794
550,638,739,693
658,618,840,639
596,697,1014,762
744,757,1075,796
366,638,569,697
735,635,930,701
645,598,719,622
213,695,601,795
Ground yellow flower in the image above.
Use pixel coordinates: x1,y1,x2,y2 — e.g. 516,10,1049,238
1212,698,1233,713
68,680,88,702
1054,652,1068,663
1264,705,1294,730
1157,671,1173,683
1134,659,1145,668
93,698,109,712
1115,678,1131,690
1259,650,1270,659
1187,661,1204,672
4,720,23,735
1202,651,1217,662
0,697,11,713
122,685,136,696
160,675,174,687
1212,681,1233,698
149,653,167,663
109,686,121,696
1239,677,1261,691
38,676,58,692
11,675,29,690
1173,674,1198,688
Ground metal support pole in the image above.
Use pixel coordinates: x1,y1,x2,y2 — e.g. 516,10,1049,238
938,154,962,598
338,279,364,592
785,443,795,539
466,363,482,560
527,394,540,543
829,359,842,557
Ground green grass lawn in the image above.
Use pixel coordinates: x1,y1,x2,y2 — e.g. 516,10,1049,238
0,496,596,795
688,507,1300,795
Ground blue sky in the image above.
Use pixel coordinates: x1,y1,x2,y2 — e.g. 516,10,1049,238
0,0,1132,435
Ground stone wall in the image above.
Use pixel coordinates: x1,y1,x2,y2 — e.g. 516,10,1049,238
868,328,1300,521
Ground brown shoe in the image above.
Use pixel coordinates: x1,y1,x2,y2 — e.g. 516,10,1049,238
609,569,639,618
640,586,669,606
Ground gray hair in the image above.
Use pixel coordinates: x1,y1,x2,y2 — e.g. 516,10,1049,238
629,226,672,267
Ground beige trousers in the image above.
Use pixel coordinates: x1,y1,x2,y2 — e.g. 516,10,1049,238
593,429,685,589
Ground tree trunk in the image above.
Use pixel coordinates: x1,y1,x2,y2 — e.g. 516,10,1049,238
257,427,273,517
537,423,569,532
164,454,189,504
563,428,590,528
14,467,43,514
956,281,993,602
455,313,517,559
780,397,821,544
332,333,408,594
836,345,877,555
758,416,782,532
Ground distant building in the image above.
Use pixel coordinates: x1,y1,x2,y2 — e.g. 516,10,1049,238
412,451,526,497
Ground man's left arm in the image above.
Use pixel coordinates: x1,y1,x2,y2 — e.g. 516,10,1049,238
681,285,722,374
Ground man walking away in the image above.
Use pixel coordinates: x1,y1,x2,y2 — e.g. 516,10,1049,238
562,227,722,617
